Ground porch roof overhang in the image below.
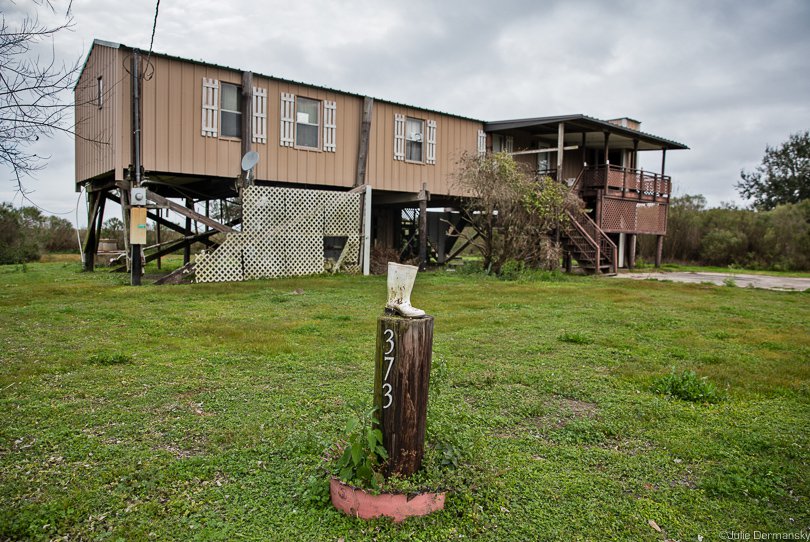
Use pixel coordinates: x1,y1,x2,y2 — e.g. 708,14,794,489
484,114,688,151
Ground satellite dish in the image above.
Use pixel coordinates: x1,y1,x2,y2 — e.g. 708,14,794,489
241,151,259,172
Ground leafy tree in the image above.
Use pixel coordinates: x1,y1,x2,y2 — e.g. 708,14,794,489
453,152,580,274
0,203,40,263
737,131,810,210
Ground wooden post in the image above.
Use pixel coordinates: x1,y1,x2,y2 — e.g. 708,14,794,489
183,198,192,265
155,208,162,270
418,182,429,271
655,235,664,268
355,97,374,187
82,190,101,272
130,50,143,286
374,315,434,477
628,234,637,270
603,132,610,190
556,122,565,176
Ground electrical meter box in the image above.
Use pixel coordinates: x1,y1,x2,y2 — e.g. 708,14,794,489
131,187,147,206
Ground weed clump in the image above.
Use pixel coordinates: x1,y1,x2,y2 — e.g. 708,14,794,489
652,368,725,403
558,331,594,345
88,352,132,366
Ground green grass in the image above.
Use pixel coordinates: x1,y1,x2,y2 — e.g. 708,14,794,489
1,262,808,541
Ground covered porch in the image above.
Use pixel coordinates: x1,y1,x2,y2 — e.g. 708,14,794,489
484,114,687,268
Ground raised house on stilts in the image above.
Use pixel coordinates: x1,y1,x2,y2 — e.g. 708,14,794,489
74,40,687,283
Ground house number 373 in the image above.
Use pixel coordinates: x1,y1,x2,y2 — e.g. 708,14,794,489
382,329,395,409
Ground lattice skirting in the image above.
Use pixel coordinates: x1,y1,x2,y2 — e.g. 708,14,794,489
601,198,667,235
196,186,362,283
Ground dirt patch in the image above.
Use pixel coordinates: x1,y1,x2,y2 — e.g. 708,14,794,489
524,396,599,431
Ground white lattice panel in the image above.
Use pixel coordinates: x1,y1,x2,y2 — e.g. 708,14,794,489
195,234,245,283
196,186,362,283
324,192,362,236
285,189,324,235
283,234,324,276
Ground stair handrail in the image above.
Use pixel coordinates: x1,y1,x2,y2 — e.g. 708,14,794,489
570,167,588,194
565,209,618,274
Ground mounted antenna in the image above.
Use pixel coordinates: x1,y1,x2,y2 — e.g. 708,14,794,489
241,151,259,172
240,151,259,187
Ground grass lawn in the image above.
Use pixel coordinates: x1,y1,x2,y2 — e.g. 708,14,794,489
0,262,808,541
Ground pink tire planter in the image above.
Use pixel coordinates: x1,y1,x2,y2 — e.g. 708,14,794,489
330,478,446,523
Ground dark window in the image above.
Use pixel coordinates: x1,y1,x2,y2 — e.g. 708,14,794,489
220,83,242,138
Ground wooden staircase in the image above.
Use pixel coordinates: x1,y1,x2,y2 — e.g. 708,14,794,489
561,210,617,275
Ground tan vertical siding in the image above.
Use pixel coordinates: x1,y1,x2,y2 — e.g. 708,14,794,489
77,48,481,196
366,102,481,196
74,44,119,182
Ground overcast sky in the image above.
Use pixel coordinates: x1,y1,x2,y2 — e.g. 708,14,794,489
3,0,809,223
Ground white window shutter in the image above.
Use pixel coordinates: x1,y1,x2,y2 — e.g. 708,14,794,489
201,78,219,137
323,100,336,152
426,119,437,165
394,114,405,161
477,129,486,156
505,135,514,153
252,87,267,144
280,92,295,147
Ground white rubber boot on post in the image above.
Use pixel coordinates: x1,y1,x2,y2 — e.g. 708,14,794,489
386,262,425,318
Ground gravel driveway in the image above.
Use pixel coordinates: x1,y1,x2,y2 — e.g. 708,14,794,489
613,271,810,291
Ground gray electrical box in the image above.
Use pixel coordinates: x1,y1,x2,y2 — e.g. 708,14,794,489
131,187,147,206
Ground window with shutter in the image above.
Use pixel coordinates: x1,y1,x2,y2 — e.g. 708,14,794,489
252,87,267,144
394,114,405,161
295,96,320,149
323,100,336,152
477,129,487,156
426,119,437,165
201,78,219,137
280,92,295,147
220,83,242,138
405,118,424,162
505,135,514,153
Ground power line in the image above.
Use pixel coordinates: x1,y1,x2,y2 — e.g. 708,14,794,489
144,0,160,75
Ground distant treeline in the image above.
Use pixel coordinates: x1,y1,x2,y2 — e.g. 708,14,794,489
639,195,810,271
0,204,77,264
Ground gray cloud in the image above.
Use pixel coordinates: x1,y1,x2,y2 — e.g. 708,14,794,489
2,0,809,221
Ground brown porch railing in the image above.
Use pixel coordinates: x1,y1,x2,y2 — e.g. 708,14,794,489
565,210,618,274
579,165,671,202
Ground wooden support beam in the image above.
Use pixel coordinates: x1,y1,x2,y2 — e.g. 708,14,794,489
155,208,161,270
241,71,253,166
445,232,481,262
509,145,579,156
628,234,637,270
374,315,434,477
82,190,103,272
418,183,429,271
557,122,565,172
655,235,664,268
146,191,235,234
355,97,374,187
105,192,236,239
154,261,196,285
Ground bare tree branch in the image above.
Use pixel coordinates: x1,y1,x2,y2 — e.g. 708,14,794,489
0,3,87,194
